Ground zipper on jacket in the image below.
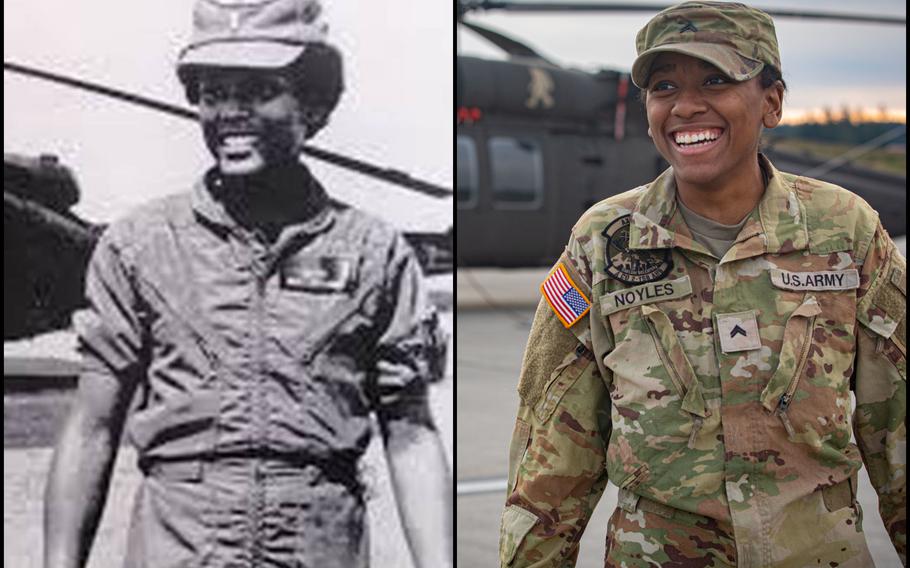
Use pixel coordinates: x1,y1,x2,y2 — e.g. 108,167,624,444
772,313,818,437
687,416,704,449
645,318,689,401
645,314,705,448
250,251,269,561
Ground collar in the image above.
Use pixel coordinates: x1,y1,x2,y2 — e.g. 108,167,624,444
191,166,336,240
628,154,808,262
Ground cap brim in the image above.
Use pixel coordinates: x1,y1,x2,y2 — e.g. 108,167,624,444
177,41,307,81
631,43,763,89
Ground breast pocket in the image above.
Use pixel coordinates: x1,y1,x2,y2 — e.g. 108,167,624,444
275,255,368,364
603,304,708,450
760,293,855,444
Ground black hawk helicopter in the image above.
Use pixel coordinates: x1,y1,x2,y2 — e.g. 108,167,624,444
457,1,907,268
4,62,453,342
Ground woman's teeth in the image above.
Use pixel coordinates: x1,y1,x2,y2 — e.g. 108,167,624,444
674,130,720,146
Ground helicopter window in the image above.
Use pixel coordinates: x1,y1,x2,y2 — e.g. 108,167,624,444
489,137,543,208
457,135,479,208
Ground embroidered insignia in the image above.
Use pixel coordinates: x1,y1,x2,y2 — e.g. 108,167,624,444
541,263,591,328
280,255,356,293
602,215,673,285
679,20,698,33
601,275,692,316
716,311,762,353
770,269,860,291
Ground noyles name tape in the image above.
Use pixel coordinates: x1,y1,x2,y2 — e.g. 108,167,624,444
601,276,692,316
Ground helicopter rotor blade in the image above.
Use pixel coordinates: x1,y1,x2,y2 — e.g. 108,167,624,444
462,2,906,26
459,20,552,61
4,61,452,199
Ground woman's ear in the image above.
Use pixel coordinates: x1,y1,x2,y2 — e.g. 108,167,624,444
763,81,785,129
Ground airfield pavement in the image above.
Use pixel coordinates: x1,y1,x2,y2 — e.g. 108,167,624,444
4,280,452,568
455,267,903,568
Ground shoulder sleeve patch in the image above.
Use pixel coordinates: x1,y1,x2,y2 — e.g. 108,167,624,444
540,263,591,329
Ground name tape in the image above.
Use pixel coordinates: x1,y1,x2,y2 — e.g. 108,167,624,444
601,275,692,316
770,269,859,291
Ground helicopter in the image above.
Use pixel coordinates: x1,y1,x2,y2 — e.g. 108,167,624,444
4,0,454,342
456,1,907,268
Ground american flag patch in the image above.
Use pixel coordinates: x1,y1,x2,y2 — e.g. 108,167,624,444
541,263,591,328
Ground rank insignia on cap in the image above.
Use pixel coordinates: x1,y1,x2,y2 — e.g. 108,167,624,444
541,263,591,328
603,215,673,285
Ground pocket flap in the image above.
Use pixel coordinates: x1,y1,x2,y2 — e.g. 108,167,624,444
500,505,538,565
507,420,532,494
821,478,854,512
129,390,219,457
641,305,707,418
791,295,822,318
535,347,592,422
759,295,820,412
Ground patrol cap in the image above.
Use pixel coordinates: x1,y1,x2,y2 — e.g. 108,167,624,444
177,0,329,83
631,1,781,89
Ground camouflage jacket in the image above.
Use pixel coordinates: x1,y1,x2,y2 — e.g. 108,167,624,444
500,156,906,567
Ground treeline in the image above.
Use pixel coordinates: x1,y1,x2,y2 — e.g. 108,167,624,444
772,122,906,146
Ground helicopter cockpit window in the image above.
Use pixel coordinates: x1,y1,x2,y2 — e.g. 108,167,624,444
457,135,479,208
489,137,543,208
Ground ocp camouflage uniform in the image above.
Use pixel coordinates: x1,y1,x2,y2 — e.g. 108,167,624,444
500,155,906,567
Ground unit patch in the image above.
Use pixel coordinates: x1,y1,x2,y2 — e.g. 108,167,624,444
541,263,591,328
716,311,762,353
603,215,672,284
601,275,693,316
770,269,859,291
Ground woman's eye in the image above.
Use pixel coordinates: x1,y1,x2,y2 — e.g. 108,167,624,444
650,80,675,92
199,86,227,104
705,75,728,86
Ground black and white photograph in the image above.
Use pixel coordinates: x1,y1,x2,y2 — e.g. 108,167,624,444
5,1,452,567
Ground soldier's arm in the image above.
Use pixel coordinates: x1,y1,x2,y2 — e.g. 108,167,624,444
44,369,138,568
373,234,452,568
383,413,453,568
853,222,906,565
44,232,143,568
501,232,612,567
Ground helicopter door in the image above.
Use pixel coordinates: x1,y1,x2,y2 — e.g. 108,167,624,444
550,134,611,244
481,130,550,267
456,132,487,266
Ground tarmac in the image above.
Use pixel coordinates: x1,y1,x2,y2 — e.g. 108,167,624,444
455,268,903,568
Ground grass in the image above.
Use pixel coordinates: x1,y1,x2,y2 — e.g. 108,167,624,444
764,136,906,176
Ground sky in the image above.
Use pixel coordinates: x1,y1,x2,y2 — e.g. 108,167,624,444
4,2,905,225
4,0,453,229
458,0,907,123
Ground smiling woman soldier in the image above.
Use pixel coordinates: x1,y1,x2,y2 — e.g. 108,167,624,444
499,2,906,567
43,1,452,567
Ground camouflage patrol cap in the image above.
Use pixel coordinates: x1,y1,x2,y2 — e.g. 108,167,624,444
631,1,781,89
177,0,330,83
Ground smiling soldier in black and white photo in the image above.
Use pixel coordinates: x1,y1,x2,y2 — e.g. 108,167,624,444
41,1,452,567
